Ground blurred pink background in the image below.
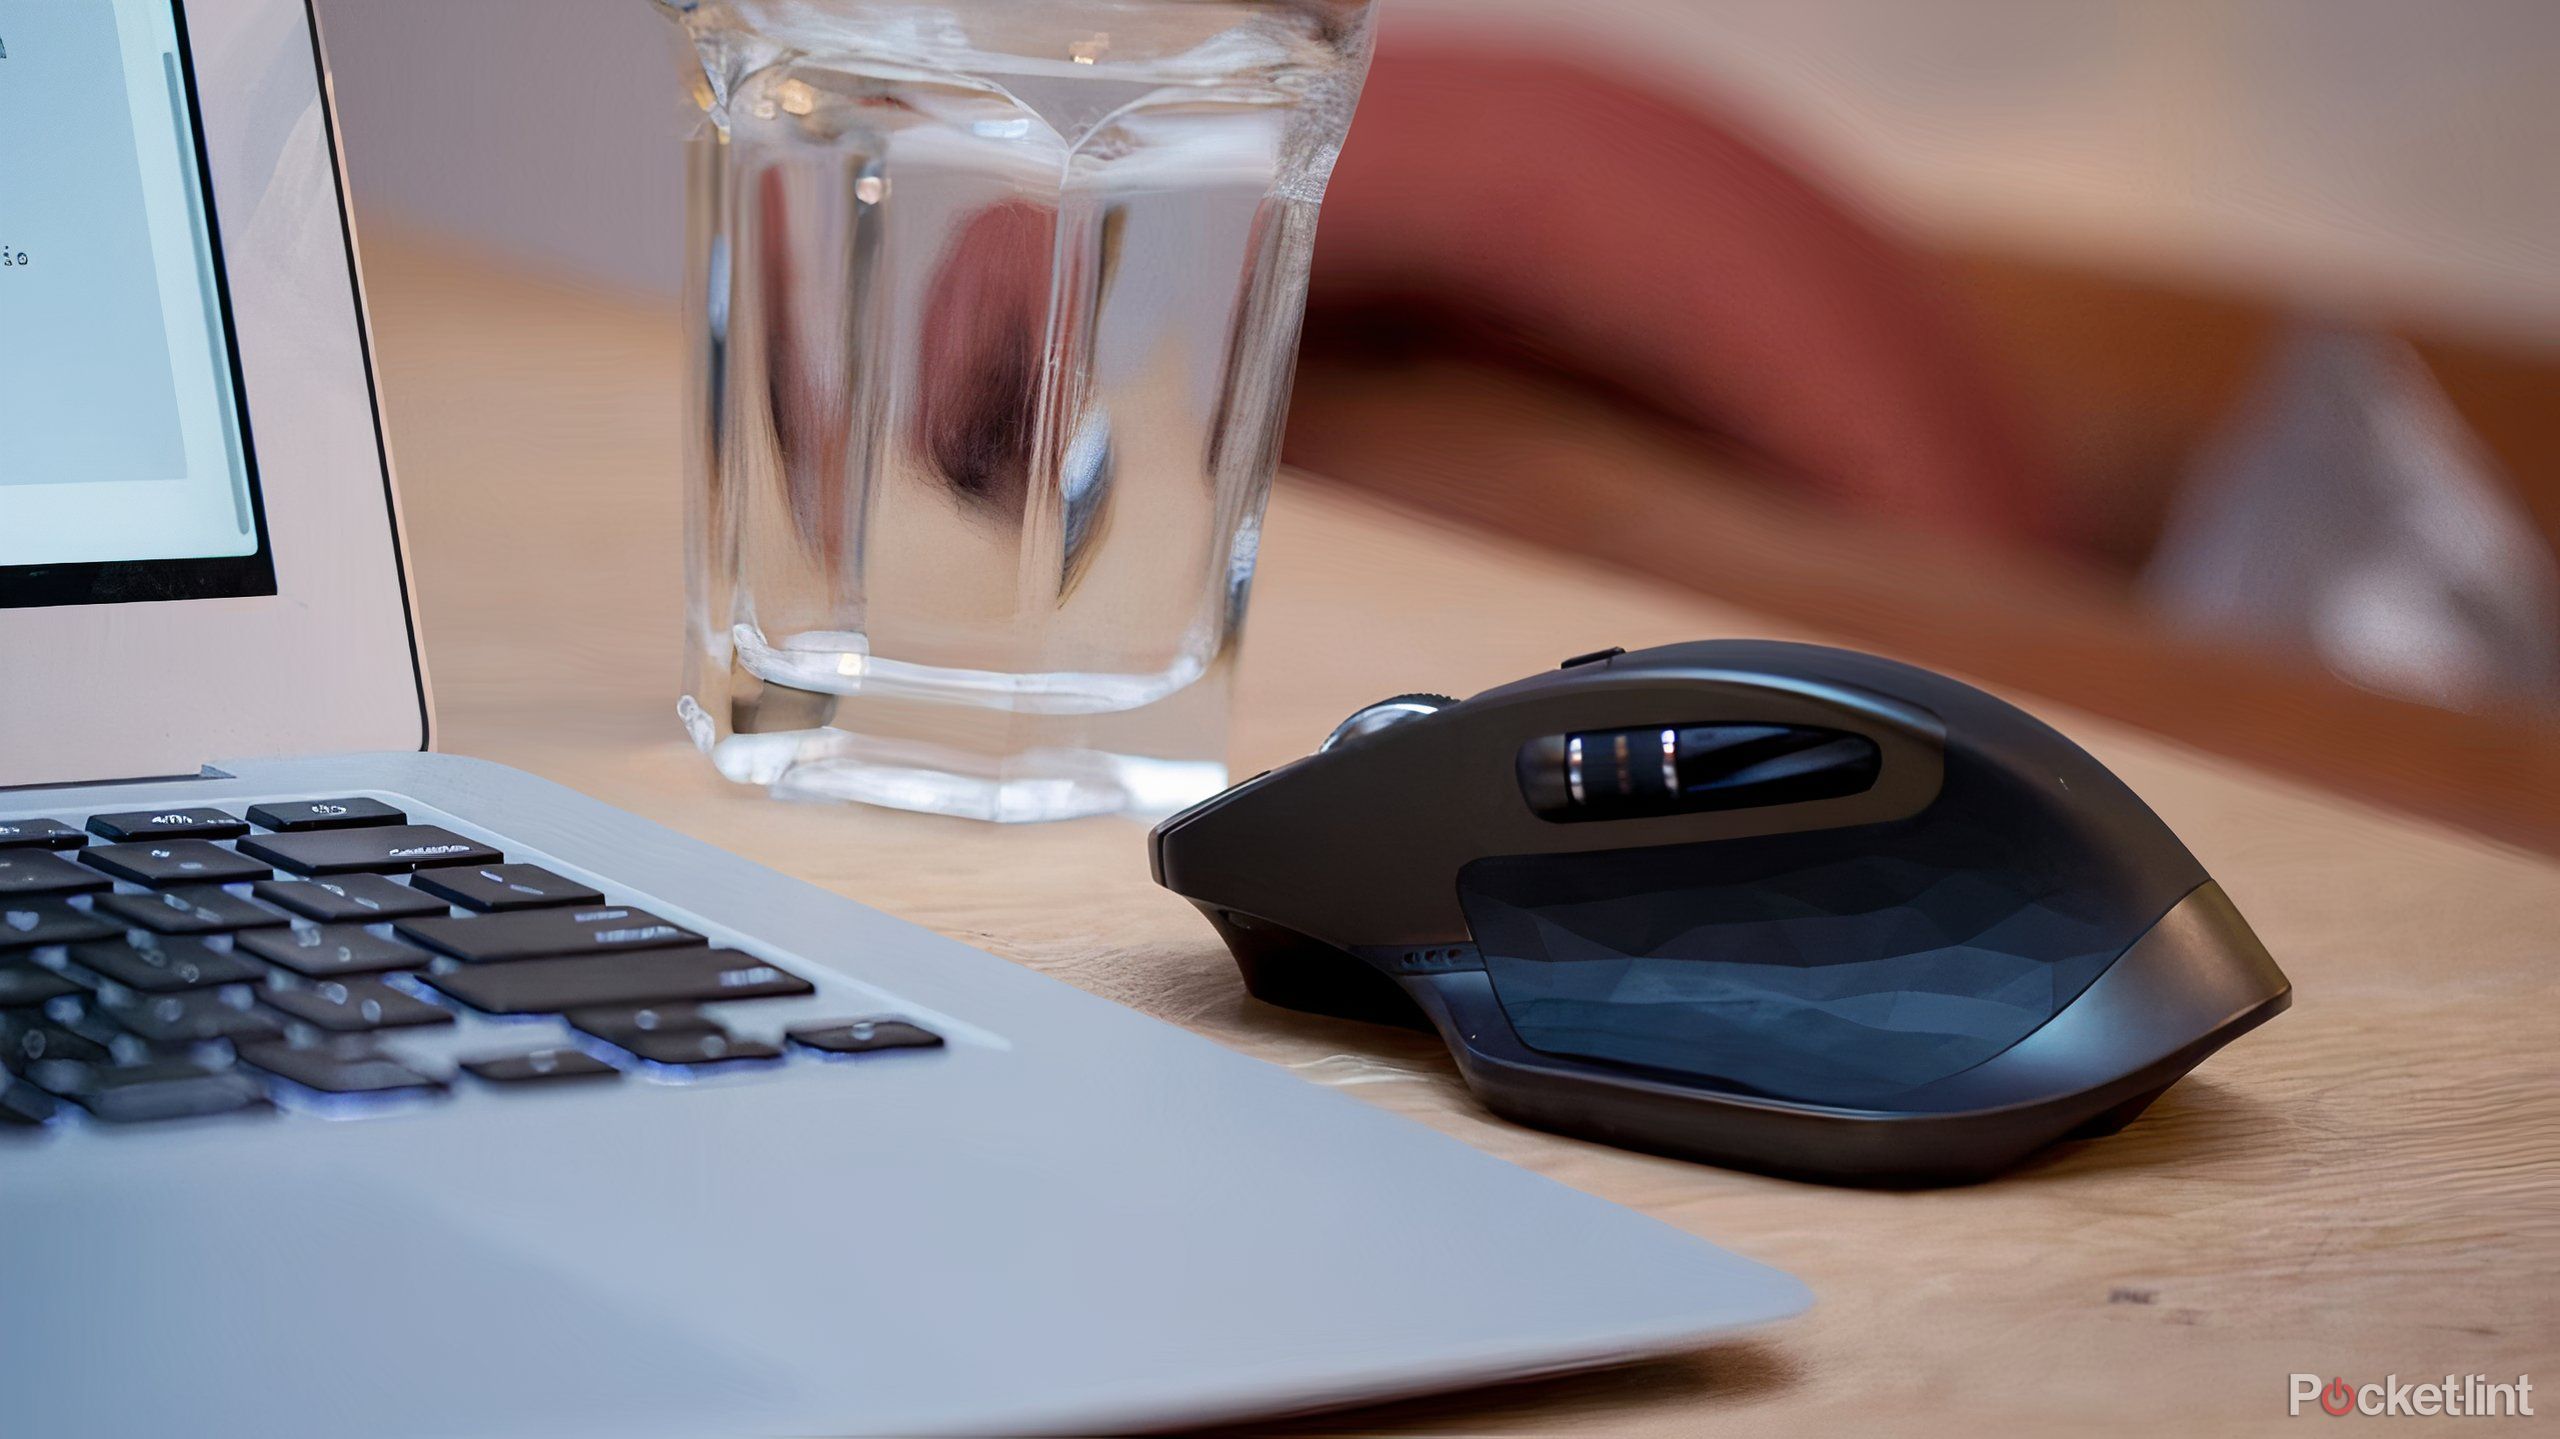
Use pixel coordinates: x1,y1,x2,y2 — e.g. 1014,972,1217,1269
314,0,2560,848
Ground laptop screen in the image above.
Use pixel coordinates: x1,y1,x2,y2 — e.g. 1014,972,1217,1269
0,0,273,609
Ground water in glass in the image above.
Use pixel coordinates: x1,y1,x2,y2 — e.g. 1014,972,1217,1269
658,0,1378,820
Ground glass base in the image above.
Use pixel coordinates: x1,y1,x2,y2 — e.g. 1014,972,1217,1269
678,669,1233,823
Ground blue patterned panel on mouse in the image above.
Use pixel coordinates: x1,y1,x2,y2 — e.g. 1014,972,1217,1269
1458,745,2204,1110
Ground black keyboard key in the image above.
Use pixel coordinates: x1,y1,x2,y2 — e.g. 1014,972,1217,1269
30,1057,268,1123
238,1037,443,1096
0,898,119,951
0,1013,112,1070
0,963,84,1010
0,818,86,851
246,798,407,832
70,937,268,993
237,824,500,876
264,979,453,1033
410,863,602,913
789,1018,944,1055
0,851,110,898
92,989,284,1045
566,1005,782,1066
96,886,291,936
612,1028,781,1067
461,1048,620,1085
565,1003,720,1045
427,947,811,1015
0,1076,59,1127
87,808,249,842
237,924,432,979
81,840,269,888
252,874,448,923
398,905,702,964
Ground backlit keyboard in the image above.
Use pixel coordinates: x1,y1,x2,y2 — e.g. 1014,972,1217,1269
0,800,941,1131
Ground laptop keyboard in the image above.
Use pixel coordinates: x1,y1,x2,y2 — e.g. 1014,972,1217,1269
0,799,943,1132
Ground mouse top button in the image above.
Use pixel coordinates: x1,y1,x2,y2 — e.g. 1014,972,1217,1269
1322,695,1457,753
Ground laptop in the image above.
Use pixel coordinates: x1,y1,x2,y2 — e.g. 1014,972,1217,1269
0,1,1810,1433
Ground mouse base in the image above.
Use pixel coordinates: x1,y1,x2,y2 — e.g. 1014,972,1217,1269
1201,905,1434,1032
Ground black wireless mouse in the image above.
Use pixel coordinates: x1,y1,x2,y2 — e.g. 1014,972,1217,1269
1151,640,2290,1185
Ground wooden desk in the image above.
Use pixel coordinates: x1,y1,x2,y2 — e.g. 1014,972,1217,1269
362,235,2558,1435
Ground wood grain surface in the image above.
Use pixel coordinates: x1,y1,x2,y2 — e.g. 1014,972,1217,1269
360,233,2558,1435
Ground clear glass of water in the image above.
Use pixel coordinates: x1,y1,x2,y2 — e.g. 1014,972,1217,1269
656,0,1378,821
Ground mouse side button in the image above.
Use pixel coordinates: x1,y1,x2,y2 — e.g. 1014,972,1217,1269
1557,646,1625,670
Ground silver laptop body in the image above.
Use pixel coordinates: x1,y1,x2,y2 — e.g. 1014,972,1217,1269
0,2,1809,1434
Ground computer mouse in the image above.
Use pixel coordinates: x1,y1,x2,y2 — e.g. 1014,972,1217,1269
1151,640,2290,1185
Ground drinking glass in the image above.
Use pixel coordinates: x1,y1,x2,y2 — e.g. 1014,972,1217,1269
657,0,1379,820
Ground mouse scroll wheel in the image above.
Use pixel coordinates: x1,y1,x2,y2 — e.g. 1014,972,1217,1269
1321,694,1458,752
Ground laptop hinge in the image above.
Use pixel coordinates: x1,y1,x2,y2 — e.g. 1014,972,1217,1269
0,764,235,797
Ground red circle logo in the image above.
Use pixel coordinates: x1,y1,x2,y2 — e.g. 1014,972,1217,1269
2321,1377,2356,1416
